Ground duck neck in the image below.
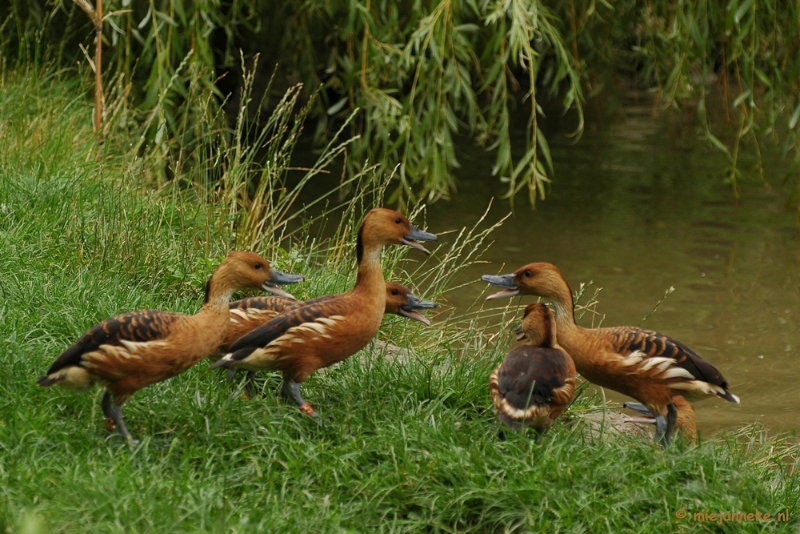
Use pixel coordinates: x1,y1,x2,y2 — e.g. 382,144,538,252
542,312,557,348
544,279,578,336
354,241,386,297
531,330,555,349
201,276,237,315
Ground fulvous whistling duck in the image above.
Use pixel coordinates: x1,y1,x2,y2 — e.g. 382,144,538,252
624,396,697,442
210,208,437,419
490,303,576,434
221,283,437,393
482,262,739,446
37,252,303,443
222,282,437,352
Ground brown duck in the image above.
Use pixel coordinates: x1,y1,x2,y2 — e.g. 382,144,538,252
222,282,437,352
37,252,303,443
220,282,437,394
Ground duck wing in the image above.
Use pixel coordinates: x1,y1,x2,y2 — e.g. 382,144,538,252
222,299,350,362
496,346,574,407
609,327,739,403
229,296,298,312
42,311,181,376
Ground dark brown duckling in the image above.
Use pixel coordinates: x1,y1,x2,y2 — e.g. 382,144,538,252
490,303,576,434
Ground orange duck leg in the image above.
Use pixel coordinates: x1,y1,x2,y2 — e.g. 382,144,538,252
482,262,739,447
37,252,303,444
490,303,576,435
210,208,437,420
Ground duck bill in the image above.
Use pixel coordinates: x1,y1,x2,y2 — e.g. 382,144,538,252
481,274,519,300
399,293,437,325
402,225,438,255
406,293,438,310
399,308,432,326
513,325,527,341
622,415,656,426
261,269,304,300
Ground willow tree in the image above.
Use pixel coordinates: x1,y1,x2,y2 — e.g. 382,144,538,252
2,0,799,207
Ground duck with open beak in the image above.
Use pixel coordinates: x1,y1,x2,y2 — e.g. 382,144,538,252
211,208,437,421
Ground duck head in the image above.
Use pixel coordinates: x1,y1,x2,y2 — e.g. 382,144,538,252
482,262,566,302
358,208,437,260
514,303,556,347
385,282,437,325
207,251,304,302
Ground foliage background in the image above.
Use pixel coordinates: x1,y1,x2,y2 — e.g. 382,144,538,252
3,0,799,207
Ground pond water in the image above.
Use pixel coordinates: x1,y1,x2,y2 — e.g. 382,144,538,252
422,92,800,438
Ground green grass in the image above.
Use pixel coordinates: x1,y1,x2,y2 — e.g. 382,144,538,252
0,71,798,533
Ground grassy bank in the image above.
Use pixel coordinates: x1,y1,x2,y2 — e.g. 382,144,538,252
0,72,798,533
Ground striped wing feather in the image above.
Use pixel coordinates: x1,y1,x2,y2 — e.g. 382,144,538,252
230,294,339,312
227,300,350,361
229,296,297,312
226,296,338,338
609,327,731,390
46,311,182,374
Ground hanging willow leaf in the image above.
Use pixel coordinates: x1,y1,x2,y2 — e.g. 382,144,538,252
3,0,800,207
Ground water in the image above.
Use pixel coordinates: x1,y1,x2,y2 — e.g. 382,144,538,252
423,93,800,438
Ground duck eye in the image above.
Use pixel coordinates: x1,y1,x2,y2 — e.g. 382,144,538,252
254,263,263,270
524,270,532,277
395,218,402,224
391,289,399,295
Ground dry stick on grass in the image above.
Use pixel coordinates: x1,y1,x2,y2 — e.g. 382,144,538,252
74,0,104,162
